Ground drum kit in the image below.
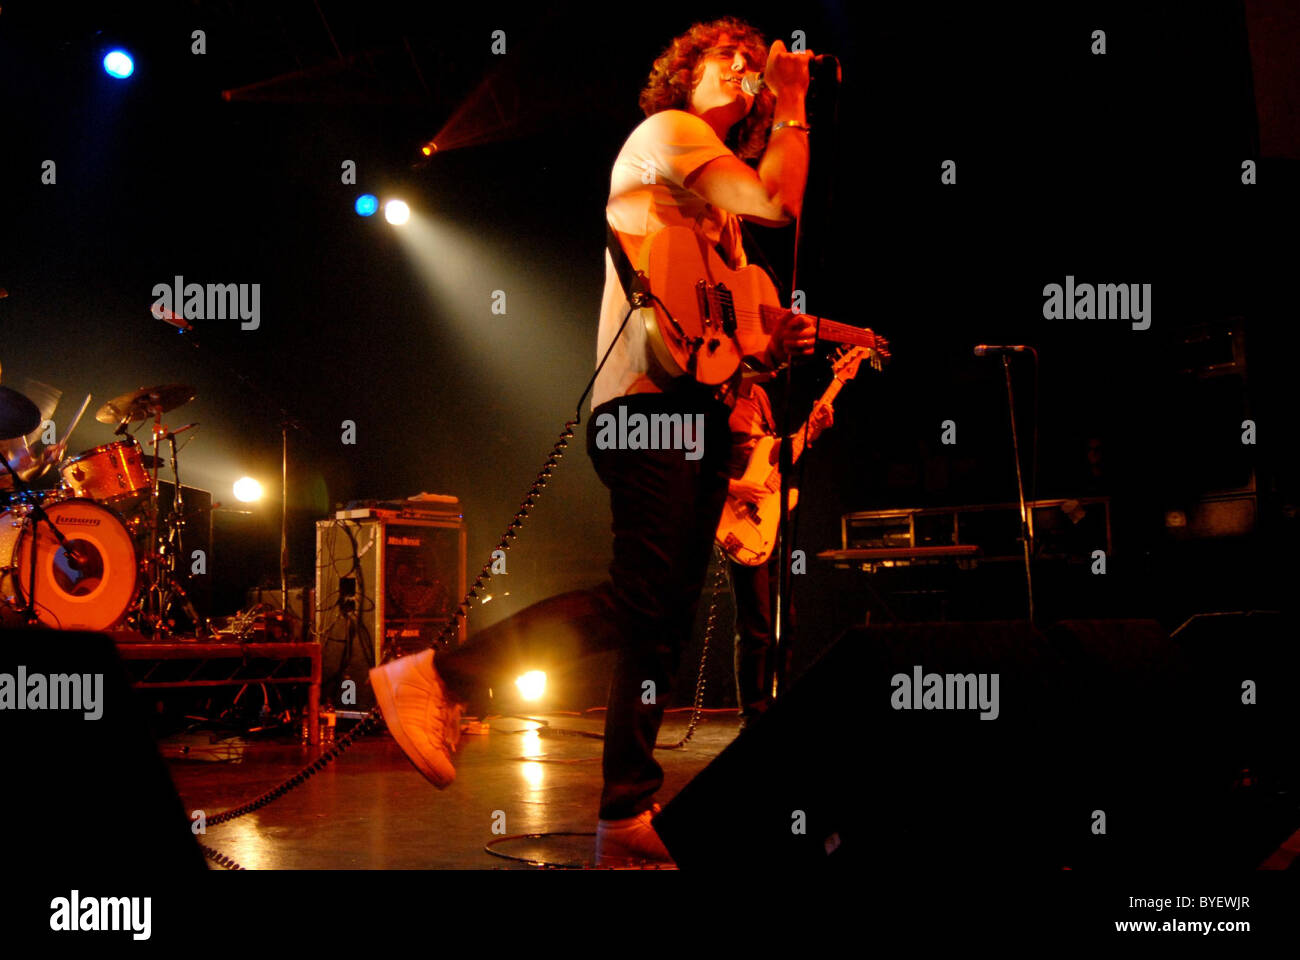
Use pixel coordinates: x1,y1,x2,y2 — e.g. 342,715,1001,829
0,380,210,637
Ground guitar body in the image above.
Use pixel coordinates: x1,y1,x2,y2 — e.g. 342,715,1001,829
717,433,799,566
637,226,781,384
637,226,890,386
714,345,884,566
635,225,891,565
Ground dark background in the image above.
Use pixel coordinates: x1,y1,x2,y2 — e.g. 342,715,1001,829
3,1,1298,700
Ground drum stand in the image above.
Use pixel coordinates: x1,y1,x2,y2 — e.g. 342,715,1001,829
131,406,210,639
0,455,85,628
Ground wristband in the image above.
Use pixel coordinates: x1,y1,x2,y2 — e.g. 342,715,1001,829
772,120,811,135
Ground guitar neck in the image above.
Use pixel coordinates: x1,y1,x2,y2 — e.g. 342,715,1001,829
753,307,889,356
814,318,884,351
787,375,846,467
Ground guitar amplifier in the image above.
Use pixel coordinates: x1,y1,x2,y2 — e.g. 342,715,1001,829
314,514,466,705
842,497,1112,564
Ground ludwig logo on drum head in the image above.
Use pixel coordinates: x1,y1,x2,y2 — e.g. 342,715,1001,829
56,516,101,526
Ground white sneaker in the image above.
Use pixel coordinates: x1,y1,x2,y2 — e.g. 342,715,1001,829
369,649,463,788
595,803,677,868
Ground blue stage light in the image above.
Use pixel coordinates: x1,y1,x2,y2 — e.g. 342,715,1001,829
103,49,135,79
355,194,378,217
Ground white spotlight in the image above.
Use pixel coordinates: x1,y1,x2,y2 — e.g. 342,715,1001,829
515,671,546,702
233,477,263,503
384,200,411,225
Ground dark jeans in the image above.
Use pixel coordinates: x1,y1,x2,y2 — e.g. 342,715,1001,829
728,552,794,721
436,390,732,820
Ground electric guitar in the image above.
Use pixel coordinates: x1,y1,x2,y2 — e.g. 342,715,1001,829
634,226,889,384
716,346,878,566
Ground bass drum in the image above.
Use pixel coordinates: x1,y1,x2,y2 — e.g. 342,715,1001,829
0,499,138,631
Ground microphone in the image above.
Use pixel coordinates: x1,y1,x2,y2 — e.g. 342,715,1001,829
740,54,840,96
973,344,1029,357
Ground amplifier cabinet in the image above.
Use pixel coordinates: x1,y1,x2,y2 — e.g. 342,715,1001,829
843,497,1113,563
315,515,467,687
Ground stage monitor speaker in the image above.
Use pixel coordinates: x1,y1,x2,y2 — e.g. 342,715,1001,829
315,516,466,707
655,618,1265,870
1169,610,1299,782
1,629,205,871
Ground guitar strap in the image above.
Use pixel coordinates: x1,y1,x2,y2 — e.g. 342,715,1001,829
756,382,777,435
603,219,780,407
605,221,648,307
605,221,741,306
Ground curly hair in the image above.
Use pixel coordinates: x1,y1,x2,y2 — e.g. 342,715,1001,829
638,16,775,161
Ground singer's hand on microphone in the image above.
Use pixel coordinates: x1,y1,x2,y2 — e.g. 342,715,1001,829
763,40,813,101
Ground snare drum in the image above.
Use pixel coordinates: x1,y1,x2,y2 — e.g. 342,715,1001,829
0,498,139,630
59,438,153,506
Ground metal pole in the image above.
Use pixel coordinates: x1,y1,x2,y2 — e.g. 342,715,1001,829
281,421,289,612
1002,356,1034,624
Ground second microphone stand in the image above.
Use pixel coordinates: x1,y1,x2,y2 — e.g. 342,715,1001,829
165,317,308,617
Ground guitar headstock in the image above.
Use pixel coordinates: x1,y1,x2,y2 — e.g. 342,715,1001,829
831,338,890,380
831,345,870,382
866,332,890,372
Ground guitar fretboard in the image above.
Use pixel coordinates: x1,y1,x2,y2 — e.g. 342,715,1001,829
755,305,889,357
817,319,888,354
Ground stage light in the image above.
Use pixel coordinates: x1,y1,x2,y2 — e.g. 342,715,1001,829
233,477,263,503
355,194,378,217
515,671,546,702
420,142,438,156
103,49,134,79
384,200,411,225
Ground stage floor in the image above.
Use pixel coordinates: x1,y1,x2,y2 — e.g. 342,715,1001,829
163,712,737,870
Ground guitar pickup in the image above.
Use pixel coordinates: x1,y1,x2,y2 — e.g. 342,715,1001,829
716,283,736,337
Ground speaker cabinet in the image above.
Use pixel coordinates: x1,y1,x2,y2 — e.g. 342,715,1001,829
1,629,205,870
314,516,466,706
655,618,1283,870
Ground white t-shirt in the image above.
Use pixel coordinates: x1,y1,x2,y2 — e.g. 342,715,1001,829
592,110,749,410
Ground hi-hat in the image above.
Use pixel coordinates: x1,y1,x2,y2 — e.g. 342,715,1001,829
96,384,196,424
0,386,41,441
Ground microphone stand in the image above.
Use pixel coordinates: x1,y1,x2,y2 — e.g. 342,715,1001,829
1001,355,1035,624
163,320,309,619
772,54,841,700
0,454,84,627
775,367,793,701
279,416,304,613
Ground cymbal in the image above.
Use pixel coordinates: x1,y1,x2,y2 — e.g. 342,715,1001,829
96,384,196,424
0,386,41,441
